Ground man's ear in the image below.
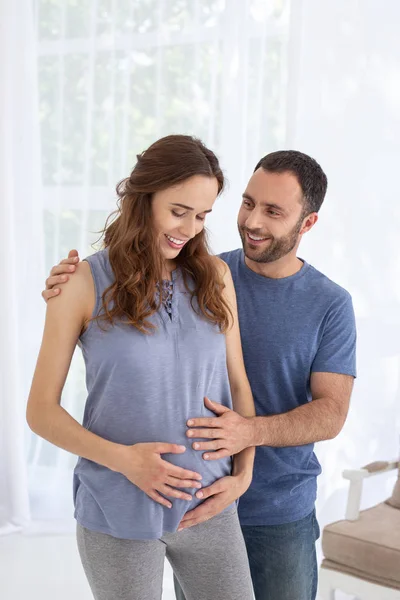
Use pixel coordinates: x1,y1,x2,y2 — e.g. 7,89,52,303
300,212,318,235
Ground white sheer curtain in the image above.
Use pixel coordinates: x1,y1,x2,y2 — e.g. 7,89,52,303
0,0,44,534
24,0,292,533
2,0,399,540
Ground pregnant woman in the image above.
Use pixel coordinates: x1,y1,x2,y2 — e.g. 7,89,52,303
27,135,255,600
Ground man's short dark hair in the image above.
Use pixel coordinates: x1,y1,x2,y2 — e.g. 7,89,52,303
254,150,328,214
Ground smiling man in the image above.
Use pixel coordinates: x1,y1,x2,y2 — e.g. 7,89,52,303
42,150,356,600
182,151,356,600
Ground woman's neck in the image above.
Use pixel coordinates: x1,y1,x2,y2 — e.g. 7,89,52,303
162,259,176,281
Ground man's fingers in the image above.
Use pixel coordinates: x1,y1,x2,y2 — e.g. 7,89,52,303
178,516,207,530
43,253,79,303
192,440,223,452
179,507,198,522
160,485,192,502
204,397,231,414
46,274,70,290
187,427,222,440
180,504,210,523
195,479,225,500
202,449,231,461
178,498,219,528
186,418,220,429
61,256,79,264
50,263,76,278
42,289,60,302
68,249,79,258
167,476,202,489
149,491,172,509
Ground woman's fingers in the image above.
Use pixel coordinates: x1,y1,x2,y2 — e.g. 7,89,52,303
148,490,172,509
167,464,202,481
160,485,192,502
167,476,202,489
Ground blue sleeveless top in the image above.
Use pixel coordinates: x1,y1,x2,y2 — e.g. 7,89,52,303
73,249,233,540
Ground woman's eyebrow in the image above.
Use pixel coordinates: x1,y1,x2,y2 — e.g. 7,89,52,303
171,203,212,213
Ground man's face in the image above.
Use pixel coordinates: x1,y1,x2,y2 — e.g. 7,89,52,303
237,168,310,264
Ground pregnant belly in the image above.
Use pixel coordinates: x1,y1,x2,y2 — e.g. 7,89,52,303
75,445,231,497
158,444,232,489
85,416,232,489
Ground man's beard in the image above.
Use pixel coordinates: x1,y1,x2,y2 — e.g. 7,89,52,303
238,217,303,264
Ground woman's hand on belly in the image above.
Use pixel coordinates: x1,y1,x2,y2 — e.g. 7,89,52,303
112,442,203,508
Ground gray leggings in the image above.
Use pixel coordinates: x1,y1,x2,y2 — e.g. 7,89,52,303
77,508,254,600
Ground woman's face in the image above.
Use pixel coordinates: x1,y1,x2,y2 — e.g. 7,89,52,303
152,175,219,261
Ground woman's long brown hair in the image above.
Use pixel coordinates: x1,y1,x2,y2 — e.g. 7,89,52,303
98,135,231,334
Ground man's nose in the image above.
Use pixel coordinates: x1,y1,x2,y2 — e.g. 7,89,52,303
245,209,264,231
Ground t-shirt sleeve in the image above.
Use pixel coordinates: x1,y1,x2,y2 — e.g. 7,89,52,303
311,292,357,377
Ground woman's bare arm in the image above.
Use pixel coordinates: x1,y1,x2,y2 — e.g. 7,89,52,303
28,261,202,508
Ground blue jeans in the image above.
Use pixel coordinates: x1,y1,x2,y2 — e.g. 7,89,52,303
173,509,320,600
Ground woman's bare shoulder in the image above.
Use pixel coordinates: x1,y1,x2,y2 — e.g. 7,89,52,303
47,259,95,322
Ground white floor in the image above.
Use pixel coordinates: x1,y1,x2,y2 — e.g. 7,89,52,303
0,533,176,600
0,533,352,600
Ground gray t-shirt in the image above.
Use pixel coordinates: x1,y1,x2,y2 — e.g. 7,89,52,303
73,249,233,540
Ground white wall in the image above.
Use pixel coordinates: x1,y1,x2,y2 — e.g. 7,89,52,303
207,0,400,533
288,0,400,527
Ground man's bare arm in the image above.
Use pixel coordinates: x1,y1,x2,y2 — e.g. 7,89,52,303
252,372,354,447
188,372,354,455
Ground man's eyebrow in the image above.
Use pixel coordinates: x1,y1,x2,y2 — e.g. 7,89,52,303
242,193,285,213
171,203,212,213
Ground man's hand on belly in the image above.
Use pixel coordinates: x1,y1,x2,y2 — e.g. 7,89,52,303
186,397,255,458
177,474,250,530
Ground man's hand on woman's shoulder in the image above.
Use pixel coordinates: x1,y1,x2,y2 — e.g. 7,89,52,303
42,249,80,302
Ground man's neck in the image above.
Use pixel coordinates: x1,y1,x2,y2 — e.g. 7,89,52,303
244,252,304,279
